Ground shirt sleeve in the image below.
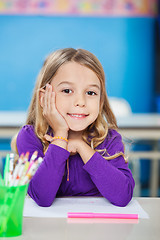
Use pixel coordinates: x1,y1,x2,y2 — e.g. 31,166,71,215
83,130,135,207
16,125,70,207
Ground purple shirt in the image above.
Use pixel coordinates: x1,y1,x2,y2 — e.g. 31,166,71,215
17,125,135,207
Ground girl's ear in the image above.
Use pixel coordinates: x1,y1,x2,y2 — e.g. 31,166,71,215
39,89,45,108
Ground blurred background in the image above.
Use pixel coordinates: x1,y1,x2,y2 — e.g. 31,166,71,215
0,0,160,197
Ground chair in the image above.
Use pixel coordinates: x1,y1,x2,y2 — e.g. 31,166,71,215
109,97,132,117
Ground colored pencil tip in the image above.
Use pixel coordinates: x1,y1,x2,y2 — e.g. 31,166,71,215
25,152,30,158
32,151,38,156
20,153,24,158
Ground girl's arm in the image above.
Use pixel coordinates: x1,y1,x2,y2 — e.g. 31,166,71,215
17,125,70,207
83,151,135,207
68,130,135,207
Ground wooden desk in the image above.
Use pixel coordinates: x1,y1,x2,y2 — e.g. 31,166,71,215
14,198,159,240
0,112,160,196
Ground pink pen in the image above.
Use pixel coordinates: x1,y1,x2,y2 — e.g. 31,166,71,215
67,212,138,219
27,151,38,172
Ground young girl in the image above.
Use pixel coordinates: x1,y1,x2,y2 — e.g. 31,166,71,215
12,48,135,207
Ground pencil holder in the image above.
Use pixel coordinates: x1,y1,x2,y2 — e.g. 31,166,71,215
0,184,28,237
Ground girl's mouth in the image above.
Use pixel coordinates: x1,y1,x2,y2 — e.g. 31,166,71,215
67,113,88,119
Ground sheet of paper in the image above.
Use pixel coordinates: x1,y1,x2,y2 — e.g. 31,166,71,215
23,197,149,219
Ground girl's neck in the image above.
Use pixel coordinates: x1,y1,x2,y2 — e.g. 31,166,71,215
68,130,83,140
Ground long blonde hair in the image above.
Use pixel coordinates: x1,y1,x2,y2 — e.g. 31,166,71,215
12,48,126,161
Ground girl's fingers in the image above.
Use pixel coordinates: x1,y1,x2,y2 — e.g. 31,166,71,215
43,86,48,113
47,85,52,112
42,84,57,120
43,84,52,114
42,83,68,131
50,91,56,110
44,134,53,142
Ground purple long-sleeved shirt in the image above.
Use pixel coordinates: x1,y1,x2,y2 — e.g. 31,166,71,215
16,125,135,207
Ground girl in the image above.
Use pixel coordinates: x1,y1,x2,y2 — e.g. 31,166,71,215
12,48,135,207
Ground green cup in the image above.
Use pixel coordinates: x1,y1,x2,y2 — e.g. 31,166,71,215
0,184,28,237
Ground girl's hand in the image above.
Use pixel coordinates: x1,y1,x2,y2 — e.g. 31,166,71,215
67,138,95,163
40,84,69,136
67,139,82,155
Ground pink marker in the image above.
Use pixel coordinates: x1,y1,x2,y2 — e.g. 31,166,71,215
67,212,138,219
27,151,38,172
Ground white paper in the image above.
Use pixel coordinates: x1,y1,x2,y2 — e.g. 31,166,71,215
23,197,149,219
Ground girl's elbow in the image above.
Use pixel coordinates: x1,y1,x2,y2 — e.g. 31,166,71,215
116,179,135,207
28,187,55,207
105,184,134,207
37,200,53,207
109,194,132,207
114,196,132,207
32,196,55,207
115,186,134,207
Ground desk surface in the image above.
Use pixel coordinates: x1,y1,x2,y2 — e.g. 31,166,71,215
10,198,158,240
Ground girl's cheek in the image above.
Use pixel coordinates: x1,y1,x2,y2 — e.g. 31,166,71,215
55,93,67,109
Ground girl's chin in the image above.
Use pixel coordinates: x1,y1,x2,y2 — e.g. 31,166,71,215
69,127,85,132
68,124,86,132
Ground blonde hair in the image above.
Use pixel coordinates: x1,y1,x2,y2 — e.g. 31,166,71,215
12,48,126,162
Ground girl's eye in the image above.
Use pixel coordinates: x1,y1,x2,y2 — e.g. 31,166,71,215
62,89,72,94
87,91,97,96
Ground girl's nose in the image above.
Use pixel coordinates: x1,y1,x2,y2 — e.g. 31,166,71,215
74,94,85,107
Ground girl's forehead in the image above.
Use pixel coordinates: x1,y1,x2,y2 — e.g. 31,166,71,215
51,62,101,87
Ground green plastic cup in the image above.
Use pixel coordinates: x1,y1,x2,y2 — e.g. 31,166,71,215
0,184,28,237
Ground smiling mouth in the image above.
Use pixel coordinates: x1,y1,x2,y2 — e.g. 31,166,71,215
67,113,89,119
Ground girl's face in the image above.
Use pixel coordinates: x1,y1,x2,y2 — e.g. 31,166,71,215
51,62,101,133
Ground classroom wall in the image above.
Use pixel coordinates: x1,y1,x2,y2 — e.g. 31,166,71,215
0,16,155,112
